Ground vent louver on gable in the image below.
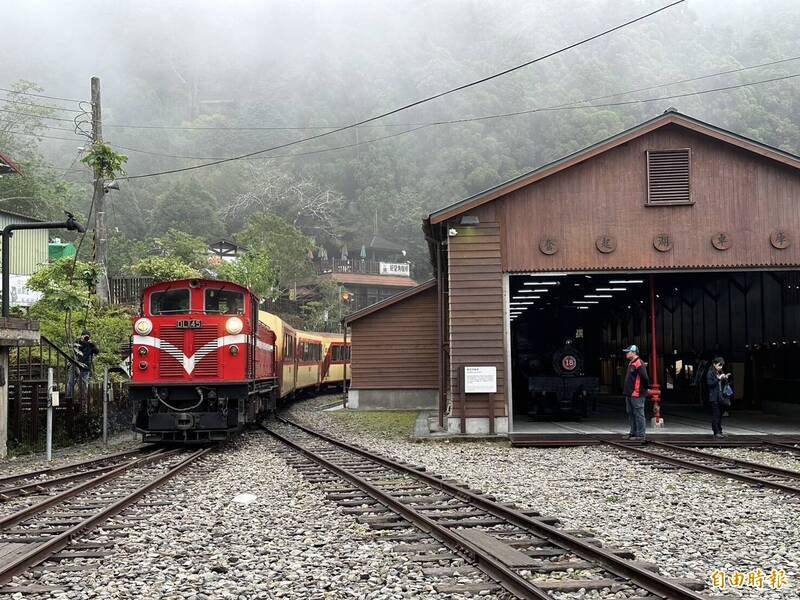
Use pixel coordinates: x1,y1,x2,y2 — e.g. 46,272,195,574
647,149,691,204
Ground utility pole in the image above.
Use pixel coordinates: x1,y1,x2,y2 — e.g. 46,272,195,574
91,76,109,304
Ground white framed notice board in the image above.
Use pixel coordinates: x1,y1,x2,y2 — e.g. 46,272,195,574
463,366,497,394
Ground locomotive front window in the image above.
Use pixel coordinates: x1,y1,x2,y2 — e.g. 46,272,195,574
205,289,245,314
150,289,191,315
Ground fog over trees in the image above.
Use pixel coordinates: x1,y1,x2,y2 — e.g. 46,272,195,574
3,0,800,280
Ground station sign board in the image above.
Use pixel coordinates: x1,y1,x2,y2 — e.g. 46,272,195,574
463,366,497,394
379,262,410,276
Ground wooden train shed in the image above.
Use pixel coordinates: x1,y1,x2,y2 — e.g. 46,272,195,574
349,110,800,438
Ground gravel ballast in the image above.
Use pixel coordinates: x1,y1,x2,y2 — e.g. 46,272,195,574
285,398,798,600
11,431,506,599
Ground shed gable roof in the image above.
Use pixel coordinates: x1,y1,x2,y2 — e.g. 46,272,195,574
428,110,800,225
343,279,435,325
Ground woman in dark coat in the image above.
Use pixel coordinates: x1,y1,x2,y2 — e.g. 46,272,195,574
706,357,730,439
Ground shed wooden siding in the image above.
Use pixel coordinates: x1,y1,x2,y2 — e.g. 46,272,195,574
500,124,800,272
0,213,47,275
349,286,439,389
447,209,506,417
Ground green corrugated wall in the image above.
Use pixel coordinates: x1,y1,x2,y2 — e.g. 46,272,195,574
0,212,49,275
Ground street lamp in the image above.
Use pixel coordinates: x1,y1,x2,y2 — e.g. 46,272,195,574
2,211,86,317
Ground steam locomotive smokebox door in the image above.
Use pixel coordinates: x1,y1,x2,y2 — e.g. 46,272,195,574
529,341,600,420
553,344,582,376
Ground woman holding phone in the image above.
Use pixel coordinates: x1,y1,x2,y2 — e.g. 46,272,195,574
706,357,730,439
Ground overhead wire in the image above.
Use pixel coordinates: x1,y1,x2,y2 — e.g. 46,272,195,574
6,130,87,142
103,54,800,133
0,107,78,122
114,70,800,165
0,96,83,113
0,120,84,133
0,86,86,104
117,0,687,180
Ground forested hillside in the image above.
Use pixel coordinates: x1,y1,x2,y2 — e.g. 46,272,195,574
3,0,800,282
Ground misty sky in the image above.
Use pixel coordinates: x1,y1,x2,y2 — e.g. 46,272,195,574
5,1,794,115
4,0,800,181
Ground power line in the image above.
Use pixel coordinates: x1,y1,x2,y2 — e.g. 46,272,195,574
0,120,83,133
119,125,430,162
422,71,800,125
0,86,86,104
119,0,686,180
116,70,800,165
0,107,77,122
104,54,800,133
5,130,86,143
0,96,83,114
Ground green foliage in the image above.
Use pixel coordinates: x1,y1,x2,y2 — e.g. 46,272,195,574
107,233,151,277
29,300,133,375
299,278,343,331
216,250,279,301
80,141,128,179
0,81,86,220
131,256,201,282
27,258,133,375
27,258,98,313
236,213,316,291
155,229,209,269
150,180,225,240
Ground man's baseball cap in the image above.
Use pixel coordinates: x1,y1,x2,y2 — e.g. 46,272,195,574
623,344,639,353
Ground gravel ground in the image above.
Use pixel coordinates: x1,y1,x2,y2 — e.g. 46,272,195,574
286,397,799,600
700,446,800,473
11,430,506,600
0,432,141,478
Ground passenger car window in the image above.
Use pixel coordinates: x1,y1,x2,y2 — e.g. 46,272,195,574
205,289,245,314
150,289,191,315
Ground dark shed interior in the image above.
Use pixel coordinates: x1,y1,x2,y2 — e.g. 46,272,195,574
510,271,800,425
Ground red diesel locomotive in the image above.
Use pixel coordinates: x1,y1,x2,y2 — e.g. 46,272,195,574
130,278,349,442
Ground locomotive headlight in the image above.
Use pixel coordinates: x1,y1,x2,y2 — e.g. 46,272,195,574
225,317,243,335
134,318,153,335
138,346,149,356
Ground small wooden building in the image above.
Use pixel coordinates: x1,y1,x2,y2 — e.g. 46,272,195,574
348,110,800,434
343,280,439,410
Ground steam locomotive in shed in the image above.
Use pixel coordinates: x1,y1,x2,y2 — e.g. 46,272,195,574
523,340,600,419
130,278,350,442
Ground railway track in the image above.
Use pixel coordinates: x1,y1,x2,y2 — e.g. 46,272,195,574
0,446,157,505
266,417,709,600
0,446,213,590
606,441,800,495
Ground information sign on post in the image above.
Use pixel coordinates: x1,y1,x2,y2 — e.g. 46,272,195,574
463,366,497,394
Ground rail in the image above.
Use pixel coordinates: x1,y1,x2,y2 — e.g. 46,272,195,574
605,441,800,495
266,417,707,599
0,446,212,584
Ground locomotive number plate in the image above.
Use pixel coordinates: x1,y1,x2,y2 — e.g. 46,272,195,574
176,319,202,329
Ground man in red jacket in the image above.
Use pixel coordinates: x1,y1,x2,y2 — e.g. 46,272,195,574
622,344,650,441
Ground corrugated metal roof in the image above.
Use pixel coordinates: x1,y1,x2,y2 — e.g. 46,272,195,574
0,209,42,223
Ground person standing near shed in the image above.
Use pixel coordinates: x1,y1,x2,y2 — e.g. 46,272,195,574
706,357,730,439
622,344,650,440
